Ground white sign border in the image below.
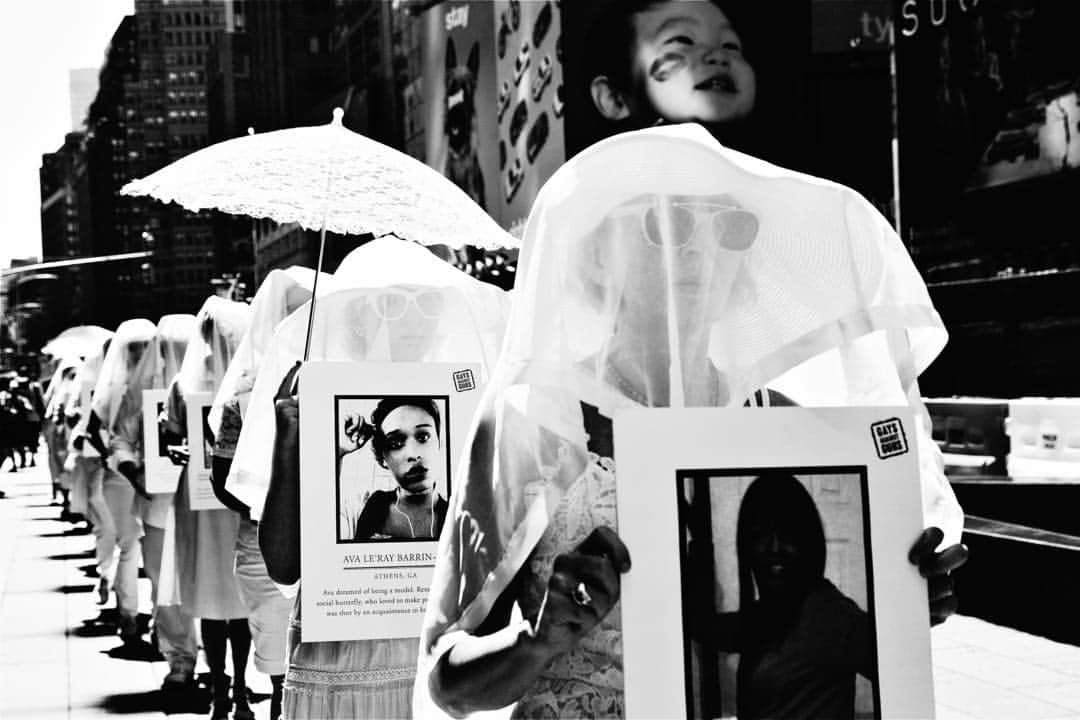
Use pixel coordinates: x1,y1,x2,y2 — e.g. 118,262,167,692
613,406,934,719
142,388,178,494
298,361,483,643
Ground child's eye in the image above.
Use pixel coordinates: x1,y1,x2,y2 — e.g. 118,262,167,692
650,52,687,82
416,431,431,444
387,437,405,451
665,34,694,46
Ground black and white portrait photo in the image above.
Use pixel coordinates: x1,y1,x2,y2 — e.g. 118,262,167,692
334,395,451,543
677,467,878,720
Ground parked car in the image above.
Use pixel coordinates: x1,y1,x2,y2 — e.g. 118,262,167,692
552,84,565,118
526,112,549,163
509,99,528,145
497,12,511,60
504,157,524,202
497,80,512,124
531,55,553,102
514,41,531,87
532,2,553,48
509,0,520,31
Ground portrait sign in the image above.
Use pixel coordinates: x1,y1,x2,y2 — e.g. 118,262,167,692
142,388,178,494
614,407,933,719
298,361,483,642
184,390,225,511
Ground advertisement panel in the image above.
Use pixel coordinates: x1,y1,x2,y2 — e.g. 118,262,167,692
422,0,567,232
422,2,500,218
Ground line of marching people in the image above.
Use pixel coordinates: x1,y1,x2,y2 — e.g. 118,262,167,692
32,235,511,720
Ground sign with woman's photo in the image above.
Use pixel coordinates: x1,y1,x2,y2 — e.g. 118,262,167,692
142,388,179,494
298,361,482,642
614,407,934,719
185,390,225,511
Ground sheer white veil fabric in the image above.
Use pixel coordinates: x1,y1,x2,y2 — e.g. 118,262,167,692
66,341,111,445
174,297,253,400
228,236,509,521
108,314,196,443
89,319,157,431
417,124,962,700
44,354,85,420
207,266,328,436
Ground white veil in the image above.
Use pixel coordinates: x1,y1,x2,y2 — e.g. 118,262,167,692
419,123,962,678
89,318,157,431
207,267,330,436
228,237,510,520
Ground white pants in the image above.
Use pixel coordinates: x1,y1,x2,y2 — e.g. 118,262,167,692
235,519,292,675
142,522,197,676
84,458,141,620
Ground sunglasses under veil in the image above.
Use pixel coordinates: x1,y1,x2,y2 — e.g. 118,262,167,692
228,273,509,523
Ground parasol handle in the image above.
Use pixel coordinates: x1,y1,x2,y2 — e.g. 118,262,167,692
302,224,327,361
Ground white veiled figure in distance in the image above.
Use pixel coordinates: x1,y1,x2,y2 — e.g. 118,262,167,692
90,319,157,433
231,237,509,720
205,267,327,691
42,354,84,497
111,314,198,524
84,318,157,635
416,123,964,718
159,297,252,622
207,266,331,438
109,314,200,685
63,339,111,515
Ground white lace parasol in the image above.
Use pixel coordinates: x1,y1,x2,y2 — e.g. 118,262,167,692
120,108,516,251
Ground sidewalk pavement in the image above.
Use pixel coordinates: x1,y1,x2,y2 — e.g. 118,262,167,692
3,457,1080,719
0,458,271,720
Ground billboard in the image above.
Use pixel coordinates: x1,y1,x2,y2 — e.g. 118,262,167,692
897,0,1080,231
422,0,566,233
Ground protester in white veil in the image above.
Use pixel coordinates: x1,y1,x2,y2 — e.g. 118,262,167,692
419,124,967,718
109,313,198,692
229,236,507,520
245,238,509,720
207,266,329,439
62,340,110,520
76,318,156,640
42,354,83,506
205,267,326,720
161,296,253,718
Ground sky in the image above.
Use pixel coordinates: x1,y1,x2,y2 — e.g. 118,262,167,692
0,0,135,269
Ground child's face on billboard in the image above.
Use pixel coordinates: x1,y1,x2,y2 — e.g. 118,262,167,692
630,1,756,125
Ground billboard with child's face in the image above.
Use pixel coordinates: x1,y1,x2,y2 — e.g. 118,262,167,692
421,0,567,233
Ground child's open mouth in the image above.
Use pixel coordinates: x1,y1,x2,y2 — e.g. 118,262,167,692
695,74,737,93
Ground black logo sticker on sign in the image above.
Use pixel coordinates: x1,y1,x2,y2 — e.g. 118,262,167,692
871,417,908,459
453,369,476,392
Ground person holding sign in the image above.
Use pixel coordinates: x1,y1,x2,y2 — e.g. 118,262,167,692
247,238,508,720
164,296,253,719
207,267,321,720
417,122,967,718
352,397,449,541
78,318,156,643
109,314,196,692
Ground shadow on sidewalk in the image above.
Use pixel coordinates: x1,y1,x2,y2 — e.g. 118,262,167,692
38,527,93,537
46,549,96,561
54,582,96,594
